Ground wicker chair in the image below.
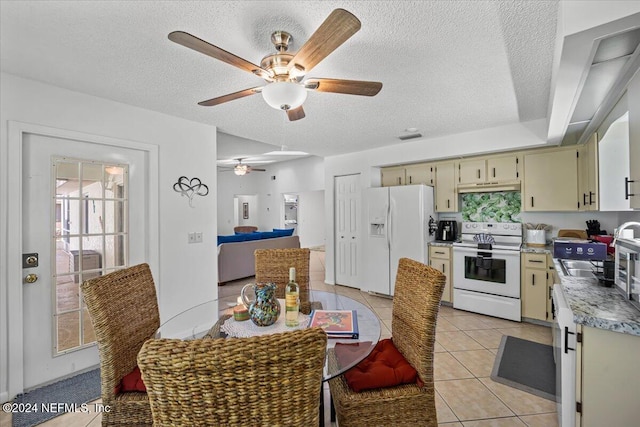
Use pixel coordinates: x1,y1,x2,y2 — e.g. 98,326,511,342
328,257,445,427
254,247,321,314
233,225,258,233
138,328,327,427
81,263,159,426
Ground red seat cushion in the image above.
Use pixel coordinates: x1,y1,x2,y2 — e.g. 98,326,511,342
114,366,146,395
335,338,422,392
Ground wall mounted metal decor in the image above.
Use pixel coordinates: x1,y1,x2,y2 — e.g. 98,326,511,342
173,176,209,207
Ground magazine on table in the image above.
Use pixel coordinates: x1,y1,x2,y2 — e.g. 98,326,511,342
308,309,359,338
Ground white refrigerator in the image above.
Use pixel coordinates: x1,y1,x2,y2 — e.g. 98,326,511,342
364,185,436,296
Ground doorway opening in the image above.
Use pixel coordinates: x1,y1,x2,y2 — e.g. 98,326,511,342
283,194,298,231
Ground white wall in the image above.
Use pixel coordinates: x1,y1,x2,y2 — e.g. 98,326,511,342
217,154,325,247
0,73,217,400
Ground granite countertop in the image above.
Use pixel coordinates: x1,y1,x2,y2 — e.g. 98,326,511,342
553,259,640,336
521,243,553,254
430,240,457,247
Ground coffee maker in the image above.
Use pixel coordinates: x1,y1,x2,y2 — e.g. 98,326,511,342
436,220,458,242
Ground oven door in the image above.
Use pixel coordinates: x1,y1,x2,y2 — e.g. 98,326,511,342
453,246,520,298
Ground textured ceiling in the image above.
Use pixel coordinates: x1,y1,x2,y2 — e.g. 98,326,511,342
0,1,558,160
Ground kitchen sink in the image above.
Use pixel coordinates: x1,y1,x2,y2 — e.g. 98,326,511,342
561,260,597,270
565,268,596,278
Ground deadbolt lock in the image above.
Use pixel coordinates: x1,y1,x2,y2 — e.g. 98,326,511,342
24,273,38,284
22,252,39,268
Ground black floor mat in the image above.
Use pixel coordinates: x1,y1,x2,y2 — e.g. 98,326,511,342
491,335,556,401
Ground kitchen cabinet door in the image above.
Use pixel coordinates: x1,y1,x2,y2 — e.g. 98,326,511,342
405,163,431,185
434,161,457,212
429,246,452,303
578,326,640,427
523,148,579,211
381,166,406,186
487,155,519,182
521,253,548,321
458,159,486,184
578,135,599,211
628,73,640,209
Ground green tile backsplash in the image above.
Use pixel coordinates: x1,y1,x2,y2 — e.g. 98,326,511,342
461,192,521,223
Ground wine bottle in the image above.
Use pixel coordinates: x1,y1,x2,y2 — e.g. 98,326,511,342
285,267,300,327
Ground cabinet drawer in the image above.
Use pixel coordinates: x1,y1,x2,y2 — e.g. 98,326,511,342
522,253,547,268
429,246,450,259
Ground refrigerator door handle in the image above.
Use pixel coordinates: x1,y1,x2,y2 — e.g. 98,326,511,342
386,202,391,249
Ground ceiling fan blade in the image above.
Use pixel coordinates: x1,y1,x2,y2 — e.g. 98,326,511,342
250,168,266,172
305,78,382,96
288,9,361,74
169,31,270,79
287,105,306,121
198,86,262,106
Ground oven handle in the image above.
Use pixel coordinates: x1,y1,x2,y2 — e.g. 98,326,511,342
453,246,520,257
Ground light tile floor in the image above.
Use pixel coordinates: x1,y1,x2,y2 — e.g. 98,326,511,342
2,249,558,427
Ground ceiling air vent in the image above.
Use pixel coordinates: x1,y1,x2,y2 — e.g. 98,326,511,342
398,132,423,141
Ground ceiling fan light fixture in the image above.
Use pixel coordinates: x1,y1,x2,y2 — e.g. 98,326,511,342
234,164,248,176
262,82,307,111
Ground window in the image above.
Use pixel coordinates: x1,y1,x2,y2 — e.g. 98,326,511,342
53,158,129,354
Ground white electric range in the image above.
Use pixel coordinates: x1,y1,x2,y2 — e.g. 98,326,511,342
452,222,523,321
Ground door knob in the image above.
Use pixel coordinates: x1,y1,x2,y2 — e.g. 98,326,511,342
24,273,38,284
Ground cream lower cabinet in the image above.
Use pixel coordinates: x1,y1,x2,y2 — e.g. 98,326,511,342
520,252,553,322
429,246,452,303
576,325,640,427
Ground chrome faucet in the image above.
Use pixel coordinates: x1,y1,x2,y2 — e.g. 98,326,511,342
613,221,640,246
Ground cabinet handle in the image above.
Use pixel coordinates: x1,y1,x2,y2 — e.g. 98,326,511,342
477,169,481,179
398,177,401,185
583,193,587,207
529,260,544,263
531,196,534,208
492,167,496,178
442,263,446,273
589,191,594,205
532,274,535,286
564,327,575,353
447,199,450,209
435,251,445,255
409,176,412,184
625,177,636,200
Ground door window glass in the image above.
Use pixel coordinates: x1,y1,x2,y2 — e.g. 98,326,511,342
53,158,128,355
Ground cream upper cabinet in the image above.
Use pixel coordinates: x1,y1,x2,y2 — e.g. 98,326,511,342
405,163,432,185
628,73,640,209
487,155,519,182
434,161,457,212
458,159,486,184
457,155,519,190
523,148,579,211
381,166,406,187
578,135,599,211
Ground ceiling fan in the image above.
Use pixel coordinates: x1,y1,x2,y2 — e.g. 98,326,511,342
219,159,266,176
168,8,382,121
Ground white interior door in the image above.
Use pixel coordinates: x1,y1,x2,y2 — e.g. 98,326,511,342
334,174,360,287
21,132,148,390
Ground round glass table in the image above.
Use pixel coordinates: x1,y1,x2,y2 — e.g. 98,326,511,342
155,290,381,381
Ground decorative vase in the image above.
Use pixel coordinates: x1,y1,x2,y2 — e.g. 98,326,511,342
240,282,281,326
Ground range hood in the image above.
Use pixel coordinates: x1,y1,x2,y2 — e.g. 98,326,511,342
457,181,521,193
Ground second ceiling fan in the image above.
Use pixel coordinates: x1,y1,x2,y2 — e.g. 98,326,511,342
168,8,382,121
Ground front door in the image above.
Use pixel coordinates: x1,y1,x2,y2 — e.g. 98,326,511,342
20,131,149,390
334,174,360,287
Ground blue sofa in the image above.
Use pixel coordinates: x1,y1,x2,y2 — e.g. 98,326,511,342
217,229,299,284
